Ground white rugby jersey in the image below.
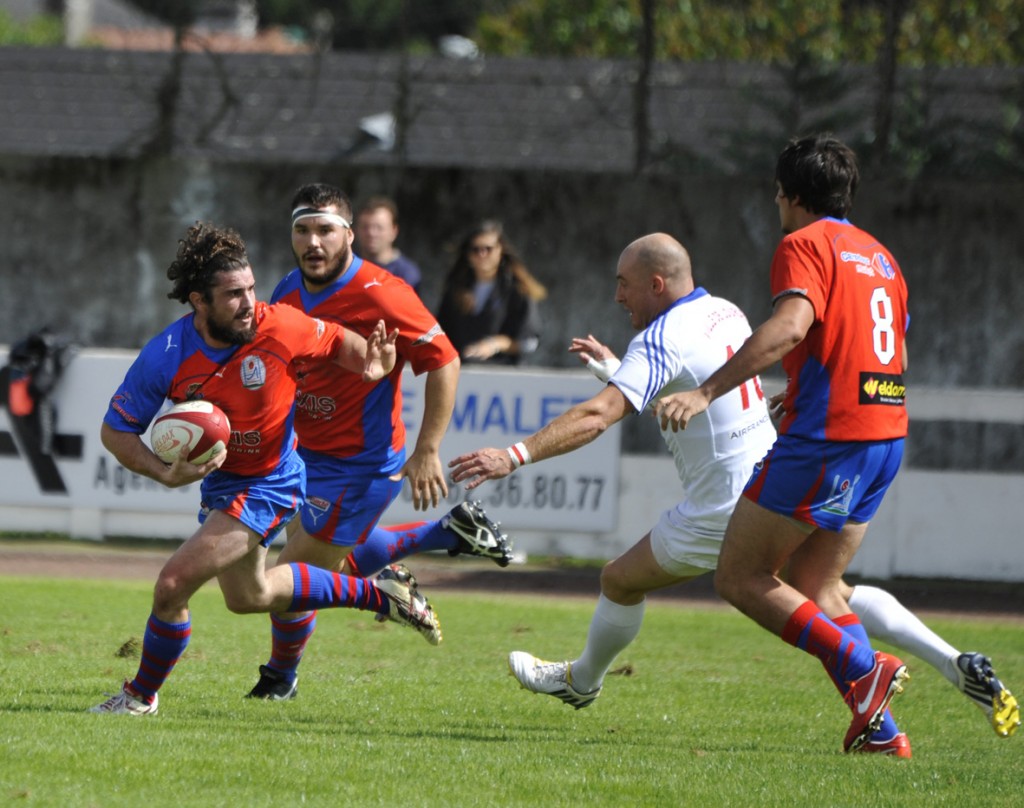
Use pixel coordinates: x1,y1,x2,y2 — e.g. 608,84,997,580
610,287,777,528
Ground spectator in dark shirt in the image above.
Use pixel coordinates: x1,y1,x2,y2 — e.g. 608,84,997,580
354,195,423,295
437,220,546,365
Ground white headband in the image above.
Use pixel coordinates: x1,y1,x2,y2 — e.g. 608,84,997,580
291,207,351,229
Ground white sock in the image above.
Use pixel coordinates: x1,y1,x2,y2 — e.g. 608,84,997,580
571,594,645,693
849,585,960,686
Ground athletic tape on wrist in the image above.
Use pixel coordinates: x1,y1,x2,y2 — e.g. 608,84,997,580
506,441,532,468
586,356,621,384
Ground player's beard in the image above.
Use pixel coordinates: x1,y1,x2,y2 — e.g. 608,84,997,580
297,242,350,289
207,310,257,345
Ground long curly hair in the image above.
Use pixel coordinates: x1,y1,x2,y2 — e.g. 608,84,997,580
166,222,250,306
442,220,547,314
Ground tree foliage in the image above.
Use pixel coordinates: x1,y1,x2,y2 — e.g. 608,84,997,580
0,10,63,46
476,0,1024,67
8,1,1021,64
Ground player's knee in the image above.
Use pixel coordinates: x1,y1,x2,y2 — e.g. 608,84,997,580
713,564,741,605
599,562,624,600
599,558,642,602
221,587,271,614
152,572,192,612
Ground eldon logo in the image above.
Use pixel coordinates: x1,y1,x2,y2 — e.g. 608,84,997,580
859,372,906,406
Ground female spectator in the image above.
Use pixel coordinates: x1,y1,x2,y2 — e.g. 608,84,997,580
437,220,546,365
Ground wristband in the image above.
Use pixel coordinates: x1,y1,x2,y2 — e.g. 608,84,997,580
506,441,532,468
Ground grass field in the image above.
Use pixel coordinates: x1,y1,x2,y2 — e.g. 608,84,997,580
1,575,1021,807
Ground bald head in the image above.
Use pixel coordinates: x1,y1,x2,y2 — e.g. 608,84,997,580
615,233,696,330
620,233,693,293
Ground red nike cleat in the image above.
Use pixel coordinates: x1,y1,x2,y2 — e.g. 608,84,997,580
858,731,912,759
843,651,910,753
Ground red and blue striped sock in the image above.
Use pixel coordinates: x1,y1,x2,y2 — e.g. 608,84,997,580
264,611,317,681
347,521,446,577
781,600,876,682
287,563,388,614
128,613,191,703
833,613,901,740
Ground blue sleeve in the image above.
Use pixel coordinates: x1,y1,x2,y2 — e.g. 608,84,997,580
269,271,293,305
103,333,180,434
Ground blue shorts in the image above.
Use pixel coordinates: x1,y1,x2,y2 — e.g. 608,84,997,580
298,448,403,547
742,434,904,531
199,451,305,547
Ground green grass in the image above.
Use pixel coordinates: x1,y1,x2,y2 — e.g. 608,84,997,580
1,577,1021,807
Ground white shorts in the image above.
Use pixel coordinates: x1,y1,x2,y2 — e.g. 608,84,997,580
648,505,727,578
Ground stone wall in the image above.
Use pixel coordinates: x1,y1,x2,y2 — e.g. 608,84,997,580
3,155,1022,462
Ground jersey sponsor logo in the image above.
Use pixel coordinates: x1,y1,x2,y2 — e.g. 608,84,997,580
873,253,896,280
165,334,178,351
413,323,443,346
229,428,263,454
240,355,267,389
841,250,872,268
730,412,770,439
859,372,906,406
842,250,896,280
110,395,141,426
297,392,336,418
822,473,860,517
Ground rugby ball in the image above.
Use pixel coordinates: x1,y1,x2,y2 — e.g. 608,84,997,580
150,400,231,464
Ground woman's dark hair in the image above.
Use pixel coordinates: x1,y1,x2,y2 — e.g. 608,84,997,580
442,220,547,314
775,133,859,219
166,222,249,306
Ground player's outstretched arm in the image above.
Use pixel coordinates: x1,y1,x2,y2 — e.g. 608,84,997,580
100,422,224,488
448,446,516,490
569,334,620,383
333,319,398,381
450,385,633,490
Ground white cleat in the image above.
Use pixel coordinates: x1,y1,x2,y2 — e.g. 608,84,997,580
89,682,158,716
508,650,600,710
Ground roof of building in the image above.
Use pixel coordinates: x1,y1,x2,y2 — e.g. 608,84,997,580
0,45,1018,174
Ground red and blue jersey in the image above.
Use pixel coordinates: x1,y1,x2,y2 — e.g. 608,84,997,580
271,256,458,471
771,217,909,442
104,301,348,477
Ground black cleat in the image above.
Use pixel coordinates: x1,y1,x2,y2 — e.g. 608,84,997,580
245,664,298,701
956,652,1020,737
441,500,514,567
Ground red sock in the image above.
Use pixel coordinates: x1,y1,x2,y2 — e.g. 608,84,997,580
781,600,874,682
